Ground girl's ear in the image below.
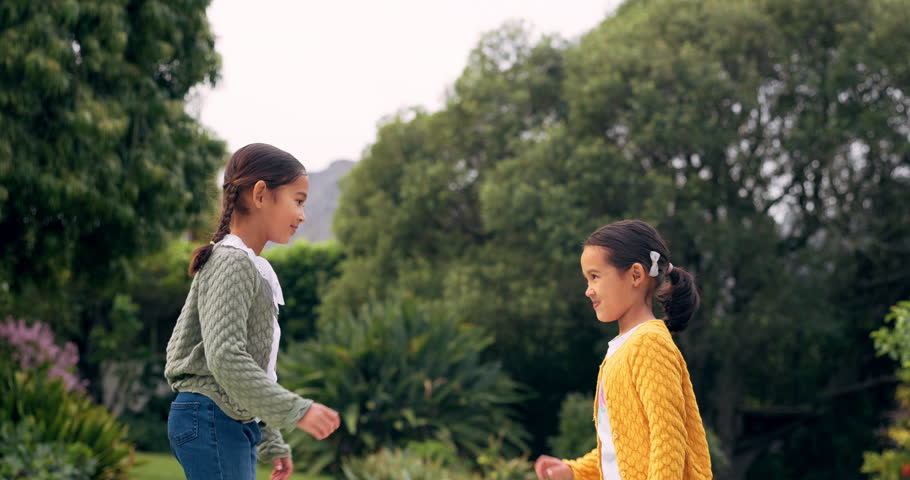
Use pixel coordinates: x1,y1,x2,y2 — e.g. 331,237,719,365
251,180,268,208
629,262,645,287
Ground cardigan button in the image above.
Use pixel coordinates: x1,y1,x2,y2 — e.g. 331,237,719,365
612,432,618,439
620,472,626,477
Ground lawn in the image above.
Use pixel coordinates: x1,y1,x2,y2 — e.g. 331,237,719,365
129,452,330,480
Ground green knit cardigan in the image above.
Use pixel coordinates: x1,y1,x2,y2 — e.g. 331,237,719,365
165,246,312,462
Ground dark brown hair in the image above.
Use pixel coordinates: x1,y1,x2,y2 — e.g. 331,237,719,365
189,143,307,276
584,219,700,332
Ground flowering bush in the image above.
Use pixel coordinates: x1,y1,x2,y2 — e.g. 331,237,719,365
1,316,133,480
0,316,87,391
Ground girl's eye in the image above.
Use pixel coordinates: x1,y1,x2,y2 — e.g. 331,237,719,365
296,200,304,206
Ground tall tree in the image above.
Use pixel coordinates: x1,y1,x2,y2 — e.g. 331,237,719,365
0,0,225,305
564,0,910,477
325,1,910,478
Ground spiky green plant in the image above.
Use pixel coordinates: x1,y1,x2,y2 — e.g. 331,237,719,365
280,297,529,474
1,339,133,479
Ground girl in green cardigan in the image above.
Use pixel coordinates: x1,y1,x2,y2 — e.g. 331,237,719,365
165,143,340,480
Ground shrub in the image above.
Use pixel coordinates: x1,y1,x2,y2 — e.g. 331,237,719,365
1,323,133,480
341,440,536,480
0,316,87,392
478,456,536,480
264,240,345,342
0,420,98,480
547,392,596,459
280,297,529,474
862,300,910,480
341,446,476,480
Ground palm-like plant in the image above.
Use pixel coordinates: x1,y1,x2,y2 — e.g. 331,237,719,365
280,297,529,473
1,332,133,479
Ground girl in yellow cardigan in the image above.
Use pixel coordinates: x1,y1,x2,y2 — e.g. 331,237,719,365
534,220,712,480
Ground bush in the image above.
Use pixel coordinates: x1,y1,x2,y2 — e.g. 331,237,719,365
0,317,87,392
264,240,345,342
280,297,529,474
342,446,476,480
0,420,98,480
547,392,596,459
341,441,536,480
120,402,171,453
478,456,536,480
1,324,133,480
706,427,730,474
862,300,910,480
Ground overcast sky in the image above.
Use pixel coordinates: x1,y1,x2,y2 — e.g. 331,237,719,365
196,0,623,172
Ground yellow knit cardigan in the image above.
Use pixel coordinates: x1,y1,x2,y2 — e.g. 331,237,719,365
563,320,712,480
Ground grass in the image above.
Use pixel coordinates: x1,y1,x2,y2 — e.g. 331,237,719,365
129,451,330,480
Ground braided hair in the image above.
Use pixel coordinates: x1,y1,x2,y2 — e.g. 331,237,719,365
188,143,306,276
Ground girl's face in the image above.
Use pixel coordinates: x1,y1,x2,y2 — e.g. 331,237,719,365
580,246,639,323
261,175,309,244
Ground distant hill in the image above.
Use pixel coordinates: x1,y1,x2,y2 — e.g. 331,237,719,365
266,159,356,248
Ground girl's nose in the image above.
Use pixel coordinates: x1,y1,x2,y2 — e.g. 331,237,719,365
585,285,595,298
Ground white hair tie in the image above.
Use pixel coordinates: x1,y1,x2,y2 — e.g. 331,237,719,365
649,251,660,277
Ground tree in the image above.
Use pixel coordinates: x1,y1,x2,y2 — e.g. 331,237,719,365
324,2,910,478
862,300,910,480
0,0,225,308
323,23,585,451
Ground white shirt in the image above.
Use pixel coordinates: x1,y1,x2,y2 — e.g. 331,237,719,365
598,323,644,479
217,234,283,382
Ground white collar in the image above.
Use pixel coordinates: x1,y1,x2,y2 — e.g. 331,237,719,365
217,234,284,311
609,322,644,349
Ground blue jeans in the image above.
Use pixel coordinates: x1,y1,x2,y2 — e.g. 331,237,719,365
168,392,262,480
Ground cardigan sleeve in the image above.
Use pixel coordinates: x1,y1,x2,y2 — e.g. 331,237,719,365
628,331,686,480
257,424,292,462
564,447,601,480
198,250,312,431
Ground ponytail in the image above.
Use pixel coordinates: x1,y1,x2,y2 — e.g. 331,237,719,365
657,266,700,333
188,183,239,276
585,219,701,333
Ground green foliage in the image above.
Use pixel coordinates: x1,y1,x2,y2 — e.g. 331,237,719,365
75,239,196,418
280,297,529,474
86,239,205,448
264,240,345,342
862,300,910,480
872,301,910,366
129,452,327,480
325,2,910,476
547,392,596,459
98,239,196,362
323,21,595,455
477,456,536,480
0,0,226,300
341,446,477,480
340,441,536,480
0,420,98,480
706,428,730,474
0,344,133,479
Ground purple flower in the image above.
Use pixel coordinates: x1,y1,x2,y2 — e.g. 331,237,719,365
0,316,88,392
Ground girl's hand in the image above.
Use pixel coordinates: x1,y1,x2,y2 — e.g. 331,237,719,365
534,455,574,480
296,402,341,440
270,457,293,480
